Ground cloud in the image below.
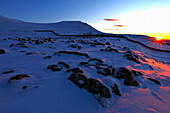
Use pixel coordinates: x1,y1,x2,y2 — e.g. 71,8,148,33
114,25,126,27
104,19,119,21
104,28,120,30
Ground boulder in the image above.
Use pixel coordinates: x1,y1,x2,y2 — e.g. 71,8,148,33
123,53,140,63
131,70,143,76
79,62,88,66
97,67,114,76
66,67,84,73
111,84,121,96
68,73,87,88
58,62,70,69
117,67,139,86
85,78,111,98
0,49,5,54
9,74,30,80
47,64,62,71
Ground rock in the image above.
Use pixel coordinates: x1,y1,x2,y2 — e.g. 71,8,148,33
77,46,82,49
88,58,104,63
79,62,88,66
40,41,45,44
47,64,62,71
66,67,84,73
68,73,87,88
124,78,139,86
10,44,14,47
111,84,121,96
70,44,77,48
58,51,90,58
0,49,5,54
26,52,33,55
58,62,70,69
131,70,143,76
117,67,139,86
105,42,110,45
23,86,28,89
9,74,30,80
123,53,140,63
117,67,133,79
147,78,161,85
2,70,14,74
85,78,111,98
97,67,114,76
43,56,52,59
35,40,40,44
105,46,119,52
16,43,25,46
48,38,53,42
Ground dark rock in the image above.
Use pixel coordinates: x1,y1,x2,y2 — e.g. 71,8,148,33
47,64,62,71
70,44,77,48
0,49,5,54
23,86,28,89
35,40,40,44
79,62,88,66
88,58,104,63
111,84,121,96
10,44,14,47
58,51,90,58
77,46,82,49
66,67,84,73
26,52,33,55
117,67,139,86
20,45,28,48
105,46,119,52
68,73,87,88
123,53,140,63
124,78,139,86
149,66,154,70
131,70,143,76
40,41,45,44
48,38,53,42
147,78,161,85
2,70,14,74
117,67,133,79
97,67,114,76
9,74,30,80
58,62,70,69
16,43,25,46
105,42,110,45
85,78,111,98
43,56,52,59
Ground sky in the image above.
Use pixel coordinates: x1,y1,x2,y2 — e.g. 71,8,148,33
0,0,170,39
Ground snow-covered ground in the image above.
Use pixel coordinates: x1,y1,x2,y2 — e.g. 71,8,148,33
0,15,170,113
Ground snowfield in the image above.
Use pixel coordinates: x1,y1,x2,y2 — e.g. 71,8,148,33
0,15,170,113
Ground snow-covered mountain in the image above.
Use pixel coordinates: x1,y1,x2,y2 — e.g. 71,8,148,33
0,15,101,37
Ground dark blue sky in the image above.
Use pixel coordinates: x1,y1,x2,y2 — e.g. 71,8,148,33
0,0,170,35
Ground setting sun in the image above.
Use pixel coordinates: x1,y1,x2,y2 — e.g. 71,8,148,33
156,36,162,41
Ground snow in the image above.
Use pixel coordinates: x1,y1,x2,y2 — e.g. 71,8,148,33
0,15,169,113
0,15,101,38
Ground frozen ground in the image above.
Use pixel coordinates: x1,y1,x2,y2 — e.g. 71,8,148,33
0,36,169,113
0,15,170,113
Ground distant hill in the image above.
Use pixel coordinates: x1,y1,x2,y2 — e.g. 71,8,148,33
0,15,102,37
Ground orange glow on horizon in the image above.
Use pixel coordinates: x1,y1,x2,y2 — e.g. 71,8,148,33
96,8,170,40
156,36,162,41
